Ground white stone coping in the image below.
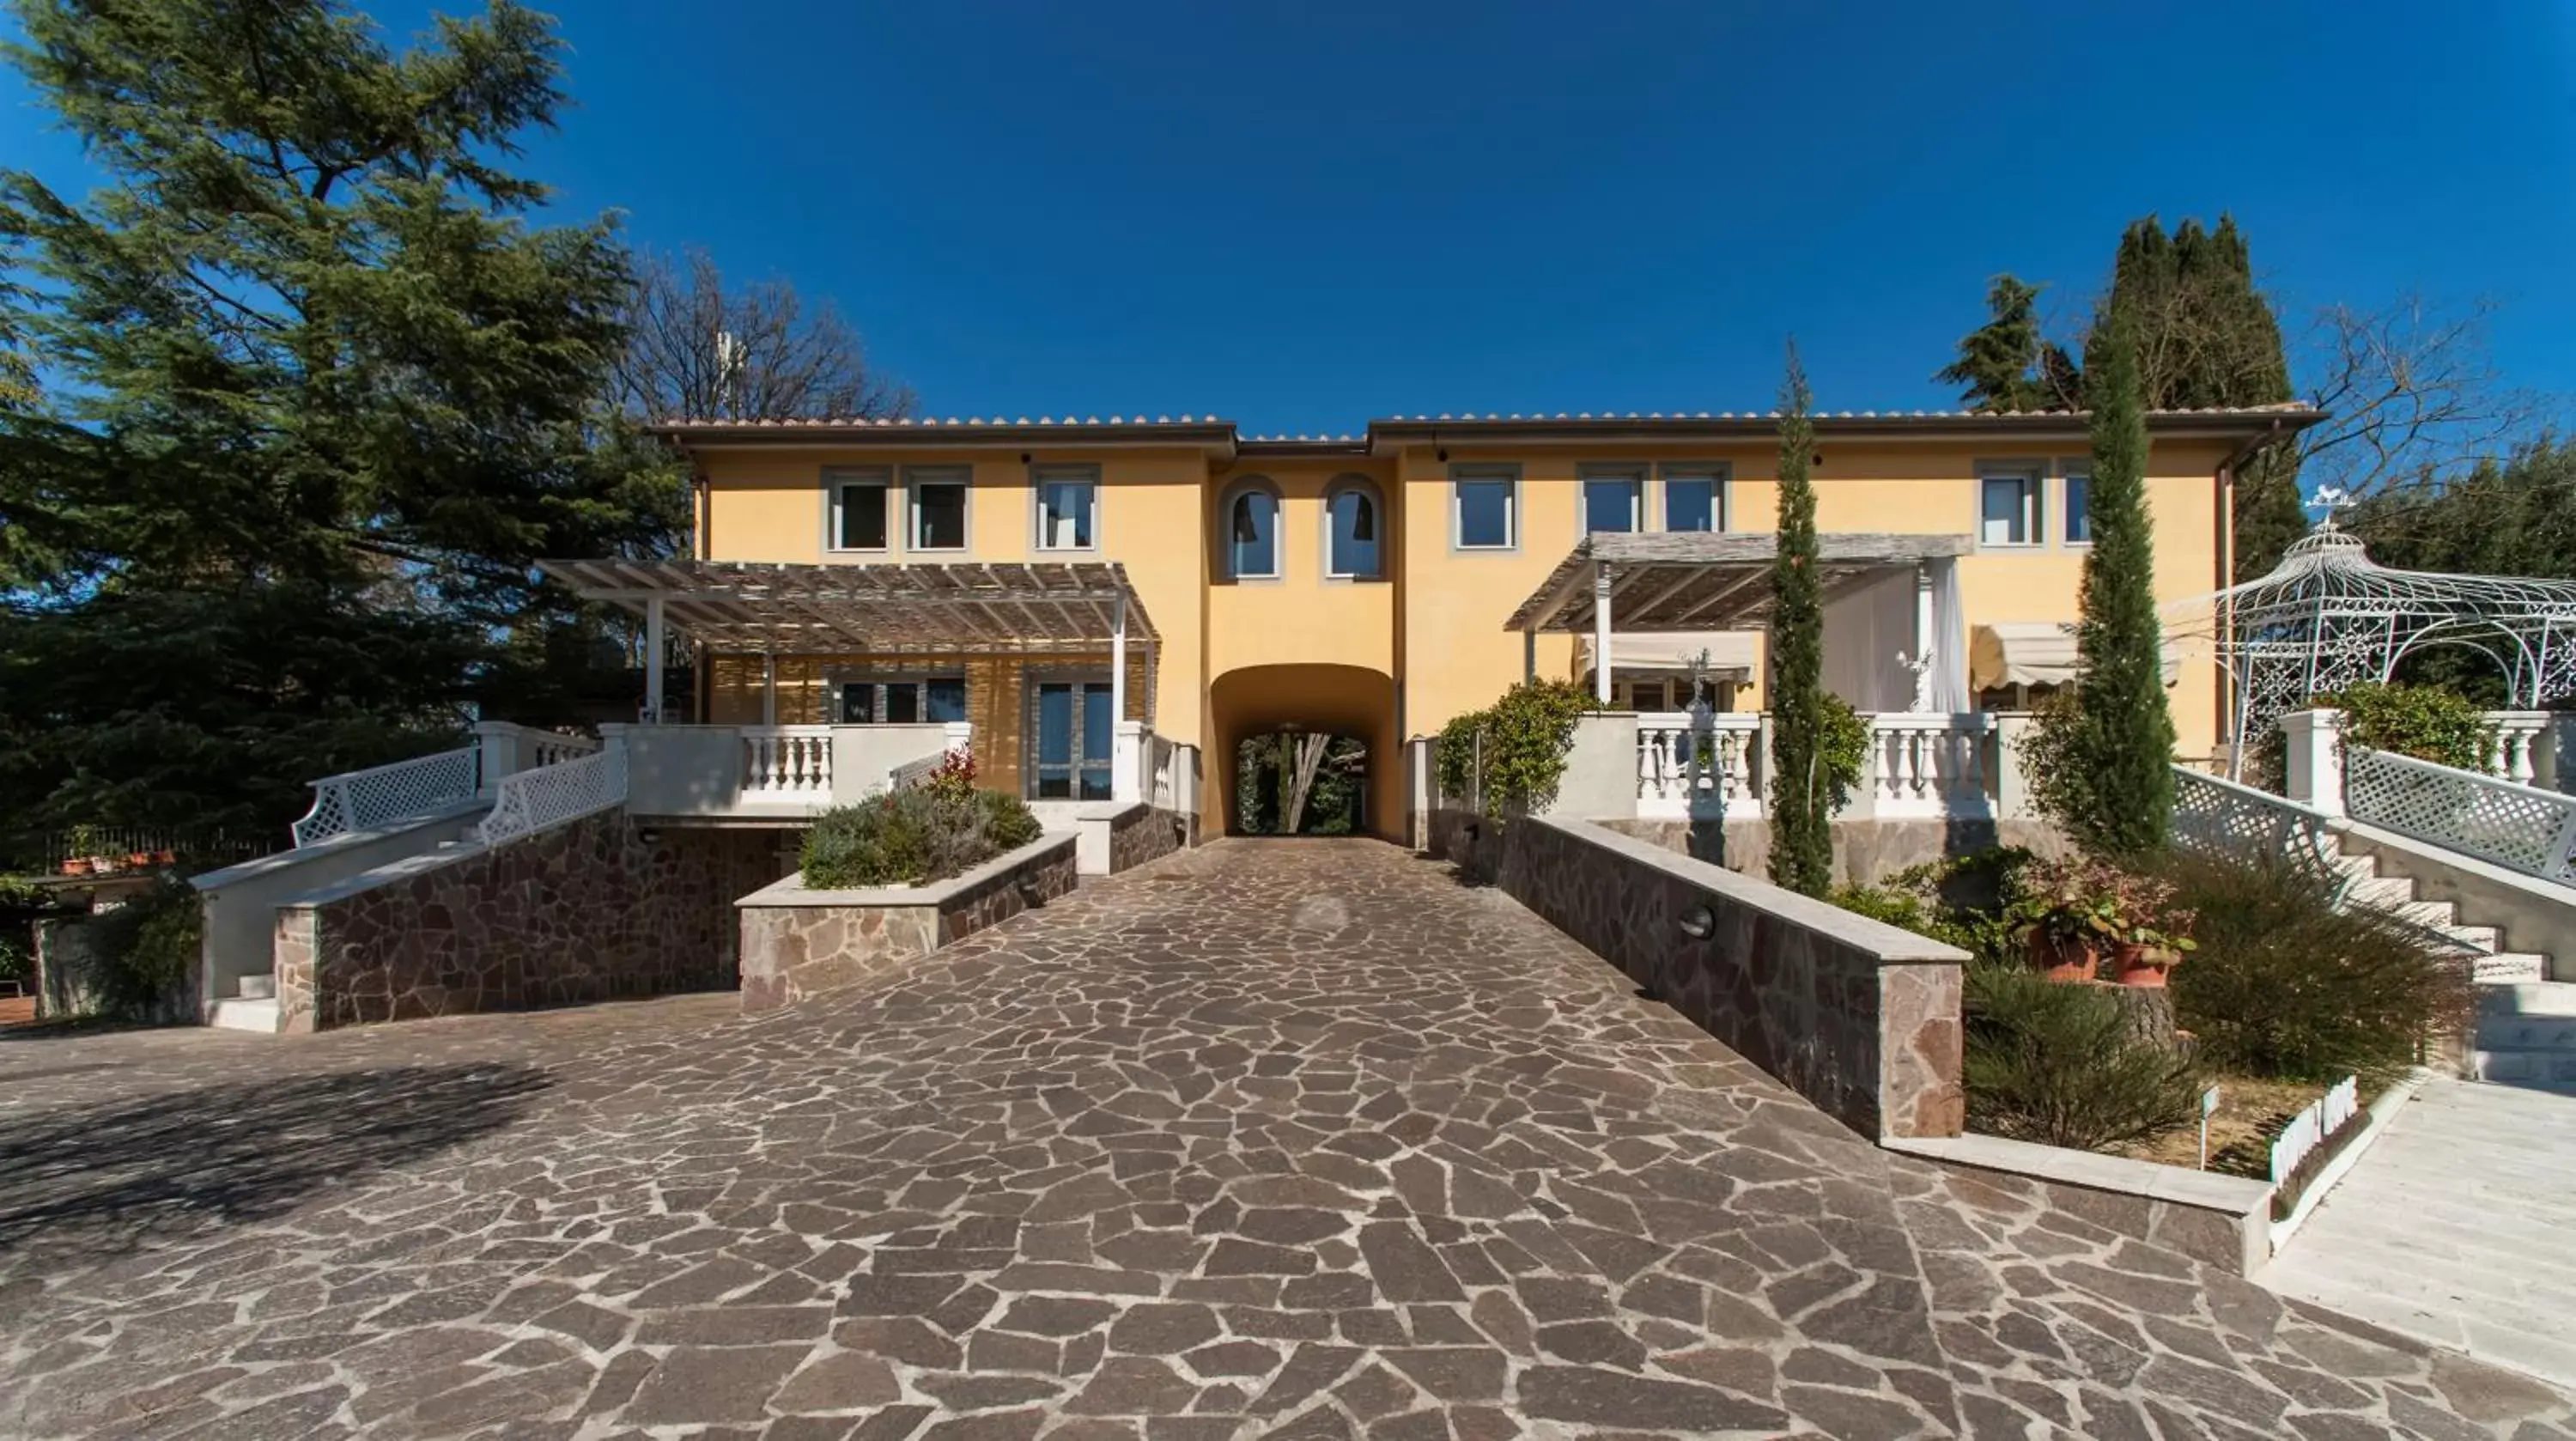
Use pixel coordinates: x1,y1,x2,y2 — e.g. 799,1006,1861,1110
1532,816,1973,964
2269,1067,2432,1251
191,800,486,894
1885,1133,2275,1216
737,831,1076,909
2336,818,2576,906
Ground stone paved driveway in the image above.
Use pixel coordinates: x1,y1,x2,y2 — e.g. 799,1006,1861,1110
3,839,2570,1440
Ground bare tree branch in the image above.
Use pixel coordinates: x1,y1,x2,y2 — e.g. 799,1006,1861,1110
609,247,913,423
2293,294,2544,499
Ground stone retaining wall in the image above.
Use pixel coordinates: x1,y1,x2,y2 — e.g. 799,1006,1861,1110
275,812,795,1031
737,833,1078,1014
1433,810,1966,1140
1109,805,1191,873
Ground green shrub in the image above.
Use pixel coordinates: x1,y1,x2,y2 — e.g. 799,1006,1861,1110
802,785,1043,889
1814,694,1870,813
1436,679,1595,817
85,876,202,1020
1963,961,2202,1150
2154,848,2475,1082
2335,681,2490,771
1828,848,2030,962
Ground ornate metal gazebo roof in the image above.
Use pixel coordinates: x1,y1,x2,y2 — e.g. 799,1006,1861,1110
2166,526,2576,752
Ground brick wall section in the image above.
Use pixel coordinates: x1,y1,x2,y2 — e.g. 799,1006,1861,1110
277,812,795,1032
1434,809,1966,1141
738,836,1078,1014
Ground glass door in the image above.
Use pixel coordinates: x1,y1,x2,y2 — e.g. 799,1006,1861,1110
1030,679,1115,800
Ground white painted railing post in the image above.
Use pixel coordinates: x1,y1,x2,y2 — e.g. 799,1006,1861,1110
1991,712,2035,820
2543,714,2576,795
944,720,975,755
2280,708,2348,818
474,720,528,795
1114,720,1145,804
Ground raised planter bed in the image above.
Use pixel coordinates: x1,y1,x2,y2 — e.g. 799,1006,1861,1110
734,831,1078,1014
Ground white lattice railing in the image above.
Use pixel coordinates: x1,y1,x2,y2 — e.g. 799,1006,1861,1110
291,746,482,848
476,748,628,847
2172,765,2349,896
1865,714,1996,818
1637,713,1763,819
742,726,834,799
2346,746,2576,887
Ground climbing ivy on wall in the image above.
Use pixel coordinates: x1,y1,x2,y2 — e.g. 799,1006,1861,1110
1434,679,1595,818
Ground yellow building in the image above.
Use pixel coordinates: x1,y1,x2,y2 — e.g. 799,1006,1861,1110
653,405,2317,837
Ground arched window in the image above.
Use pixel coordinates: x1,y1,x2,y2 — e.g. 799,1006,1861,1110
1224,481,1280,580
1324,477,1382,580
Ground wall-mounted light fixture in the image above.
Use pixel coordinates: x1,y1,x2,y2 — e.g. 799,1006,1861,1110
1677,904,1715,939
637,827,664,846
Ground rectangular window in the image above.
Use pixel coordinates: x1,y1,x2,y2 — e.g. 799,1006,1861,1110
2063,470,2092,544
908,469,969,550
838,684,876,724
1454,467,1517,550
829,470,890,551
1662,466,1725,532
1580,469,1643,535
925,678,968,724
1034,467,1097,550
1980,471,2039,546
835,675,965,726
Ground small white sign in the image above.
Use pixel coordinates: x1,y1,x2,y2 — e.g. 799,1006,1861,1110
2202,1085,2222,1116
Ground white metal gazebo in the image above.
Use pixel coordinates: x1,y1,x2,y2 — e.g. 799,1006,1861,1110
2166,526,2576,764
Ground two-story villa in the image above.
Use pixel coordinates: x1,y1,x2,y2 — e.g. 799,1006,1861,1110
576,404,2315,838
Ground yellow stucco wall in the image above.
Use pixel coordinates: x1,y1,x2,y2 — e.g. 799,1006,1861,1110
689,427,2245,812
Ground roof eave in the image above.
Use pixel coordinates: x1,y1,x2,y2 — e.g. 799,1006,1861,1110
1366,408,2328,449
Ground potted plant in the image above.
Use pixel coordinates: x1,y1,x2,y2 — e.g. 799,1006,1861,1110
58,856,91,876
125,849,155,870
2005,856,2197,986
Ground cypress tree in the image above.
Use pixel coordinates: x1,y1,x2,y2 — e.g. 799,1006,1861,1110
2063,319,2176,857
1766,344,1832,896
1934,276,2082,413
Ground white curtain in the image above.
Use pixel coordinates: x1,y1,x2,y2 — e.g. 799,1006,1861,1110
1819,569,1916,711
1928,556,1970,712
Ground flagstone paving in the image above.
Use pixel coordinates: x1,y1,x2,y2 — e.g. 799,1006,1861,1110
2,838,2569,1439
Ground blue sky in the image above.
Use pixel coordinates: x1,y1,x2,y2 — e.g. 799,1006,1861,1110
5,1,2573,434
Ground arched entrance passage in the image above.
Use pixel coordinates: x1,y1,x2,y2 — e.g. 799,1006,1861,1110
1208,664,1400,838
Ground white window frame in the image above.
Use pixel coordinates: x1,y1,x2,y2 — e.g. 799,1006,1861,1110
2059,460,2093,548
825,467,892,553
1321,476,1384,581
1657,461,1729,533
905,466,971,552
1221,478,1284,581
1978,467,2043,549
1451,465,1520,551
1030,465,1099,553
1578,465,1645,538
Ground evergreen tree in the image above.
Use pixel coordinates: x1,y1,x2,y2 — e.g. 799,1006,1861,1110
2059,319,2176,857
2099,215,2303,581
1766,344,1832,896
0,0,658,839
1934,276,2081,413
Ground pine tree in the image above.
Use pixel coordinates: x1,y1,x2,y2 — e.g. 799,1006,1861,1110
1766,344,1832,896
2062,319,2176,857
2099,215,2303,581
0,0,655,839
1934,276,2080,412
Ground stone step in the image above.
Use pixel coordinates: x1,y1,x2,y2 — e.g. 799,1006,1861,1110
2482,980,2576,1015
2474,953,2552,986
209,997,281,1034
2472,1048,2576,1090
2346,874,2415,908
2440,922,2503,952
2391,898,2463,930
235,973,276,1001
2332,849,2379,880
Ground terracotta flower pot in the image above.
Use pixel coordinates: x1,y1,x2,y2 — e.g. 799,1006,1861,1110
58,858,90,876
125,852,155,869
2112,943,2176,988
2025,928,2099,983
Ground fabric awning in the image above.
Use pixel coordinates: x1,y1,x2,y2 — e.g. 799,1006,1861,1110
536,559,1157,656
1506,532,1976,633
1578,630,1759,678
1971,622,2183,690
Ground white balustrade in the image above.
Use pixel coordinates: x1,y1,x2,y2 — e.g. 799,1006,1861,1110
290,745,482,848
1634,712,1763,819
741,727,834,799
2480,711,2553,786
1864,714,1995,818
529,730,601,769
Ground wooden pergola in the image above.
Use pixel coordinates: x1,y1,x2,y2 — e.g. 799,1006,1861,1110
537,559,1160,724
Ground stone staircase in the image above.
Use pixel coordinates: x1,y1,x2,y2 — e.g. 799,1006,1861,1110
208,971,278,1034
2325,838,2572,1091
